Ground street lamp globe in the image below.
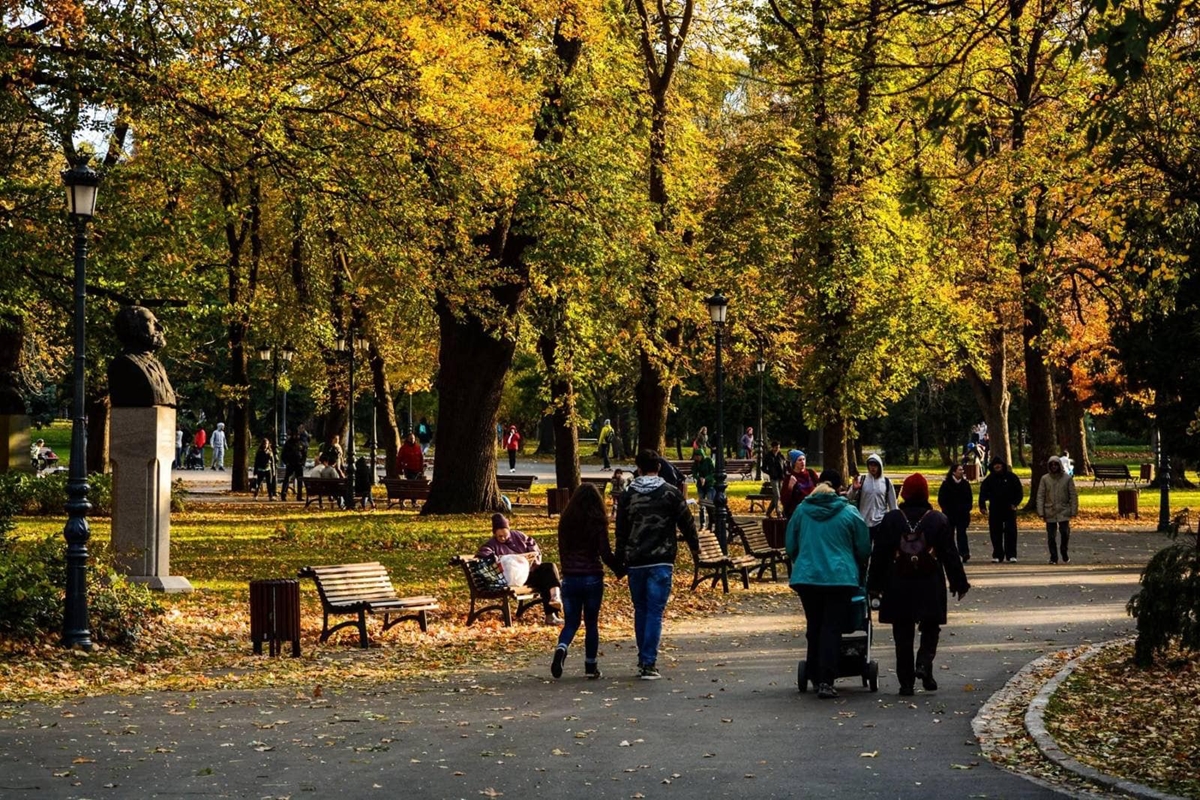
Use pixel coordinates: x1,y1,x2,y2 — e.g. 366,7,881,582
280,343,296,363
705,291,728,325
61,162,100,218
335,334,347,352
257,344,272,362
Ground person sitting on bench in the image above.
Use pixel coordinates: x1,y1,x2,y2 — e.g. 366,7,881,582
477,514,564,625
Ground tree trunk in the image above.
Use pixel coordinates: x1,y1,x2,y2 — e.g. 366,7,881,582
965,329,1012,465
85,392,109,474
220,174,260,493
636,351,670,454
424,290,516,514
537,331,579,490
536,415,555,455
1060,394,1091,476
369,342,401,479
822,419,849,480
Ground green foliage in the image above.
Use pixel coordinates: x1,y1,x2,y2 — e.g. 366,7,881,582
0,535,163,647
0,473,186,517
1127,519,1200,667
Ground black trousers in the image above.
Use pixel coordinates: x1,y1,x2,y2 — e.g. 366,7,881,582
600,442,611,469
253,470,276,499
508,450,517,470
794,585,855,687
892,620,940,689
280,464,304,500
526,563,562,613
951,516,969,560
988,508,1018,560
1046,521,1071,562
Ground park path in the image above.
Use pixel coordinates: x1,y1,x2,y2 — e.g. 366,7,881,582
0,529,1162,799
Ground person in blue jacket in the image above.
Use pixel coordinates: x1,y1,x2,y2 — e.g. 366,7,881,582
785,469,871,699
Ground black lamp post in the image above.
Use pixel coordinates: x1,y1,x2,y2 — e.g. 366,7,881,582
755,352,765,482
336,330,368,510
257,343,295,450
1157,429,1172,533
706,291,729,553
61,160,100,650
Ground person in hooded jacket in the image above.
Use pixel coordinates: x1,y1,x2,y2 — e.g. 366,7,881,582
846,453,897,540
1036,455,1078,564
551,484,624,680
782,451,820,519
869,474,969,695
785,469,871,699
615,450,700,680
937,463,974,562
979,457,1023,562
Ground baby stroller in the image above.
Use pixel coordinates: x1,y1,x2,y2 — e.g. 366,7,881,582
184,444,205,470
797,588,879,693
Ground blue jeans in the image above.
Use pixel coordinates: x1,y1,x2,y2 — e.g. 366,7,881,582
557,575,605,662
627,565,673,667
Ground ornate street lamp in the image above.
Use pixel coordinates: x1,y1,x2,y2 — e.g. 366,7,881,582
706,291,729,553
336,330,369,509
61,160,101,650
755,352,766,482
1157,429,1172,533
258,343,295,451
280,342,295,442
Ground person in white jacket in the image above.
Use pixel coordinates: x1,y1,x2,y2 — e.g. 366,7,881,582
209,422,228,470
846,452,898,540
1036,455,1078,564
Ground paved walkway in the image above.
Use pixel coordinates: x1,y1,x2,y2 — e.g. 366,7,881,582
0,529,1163,798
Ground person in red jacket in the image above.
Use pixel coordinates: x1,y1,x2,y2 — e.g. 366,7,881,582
396,433,425,480
503,424,522,473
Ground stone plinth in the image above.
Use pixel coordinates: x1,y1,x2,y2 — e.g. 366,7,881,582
110,406,192,593
0,415,32,473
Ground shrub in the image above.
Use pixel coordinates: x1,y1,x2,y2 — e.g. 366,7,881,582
1127,515,1200,667
0,535,164,647
0,471,184,517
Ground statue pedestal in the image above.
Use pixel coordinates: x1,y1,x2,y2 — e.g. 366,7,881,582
110,407,192,593
0,415,32,473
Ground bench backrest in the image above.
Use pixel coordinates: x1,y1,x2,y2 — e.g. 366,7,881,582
693,527,729,563
497,475,535,490
382,476,429,488
299,562,398,607
730,516,773,552
451,555,520,596
1093,464,1131,477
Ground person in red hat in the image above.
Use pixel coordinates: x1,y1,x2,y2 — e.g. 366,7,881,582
868,473,970,697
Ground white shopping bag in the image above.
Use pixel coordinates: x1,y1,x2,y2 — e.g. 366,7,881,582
498,554,531,587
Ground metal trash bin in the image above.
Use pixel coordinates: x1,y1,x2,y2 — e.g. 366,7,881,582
763,517,787,549
249,578,301,657
1140,463,1154,482
964,463,980,481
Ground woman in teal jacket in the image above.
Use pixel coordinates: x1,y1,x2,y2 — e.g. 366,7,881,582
785,470,871,699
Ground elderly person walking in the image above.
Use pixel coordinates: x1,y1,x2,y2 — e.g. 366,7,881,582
1036,455,1078,564
869,474,970,696
786,469,871,699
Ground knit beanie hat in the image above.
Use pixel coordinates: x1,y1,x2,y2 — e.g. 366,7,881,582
818,468,842,490
491,513,510,530
900,473,929,503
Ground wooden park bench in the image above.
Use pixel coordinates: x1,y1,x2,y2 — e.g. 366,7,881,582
1092,464,1134,487
579,476,611,494
687,527,757,593
303,477,346,509
381,477,431,509
669,460,695,477
450,555,543,626
746,481,773,513
496,474,537,504
723,458,756,479
726,514,790,581
297,562,439,648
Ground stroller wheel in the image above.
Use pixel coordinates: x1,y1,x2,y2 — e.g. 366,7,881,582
797,660,808,693
867,661,879,693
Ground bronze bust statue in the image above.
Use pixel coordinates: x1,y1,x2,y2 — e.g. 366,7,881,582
108,306,177,408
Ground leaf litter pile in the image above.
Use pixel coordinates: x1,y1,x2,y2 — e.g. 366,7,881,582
1044,642,1200,798
0,502,765,710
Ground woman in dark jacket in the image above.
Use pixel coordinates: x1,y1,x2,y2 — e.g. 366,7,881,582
552,484,624,680
936,464,974,562
868,474,970,696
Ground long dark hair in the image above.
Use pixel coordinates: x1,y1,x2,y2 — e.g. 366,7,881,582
559,483,608,547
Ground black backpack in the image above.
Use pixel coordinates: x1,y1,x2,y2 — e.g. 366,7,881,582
894,511,939,577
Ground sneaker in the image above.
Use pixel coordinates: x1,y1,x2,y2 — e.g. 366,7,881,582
585,662,602,680
544,612,563,625
816,683,838,699
1049,558,1058,565
992,557,1001,563
551,646,567,679
1007,557,1018,563
899,685,915,697
1063,554,1070,564
922,674,938,691
961,554,970,563
639,664,662,680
